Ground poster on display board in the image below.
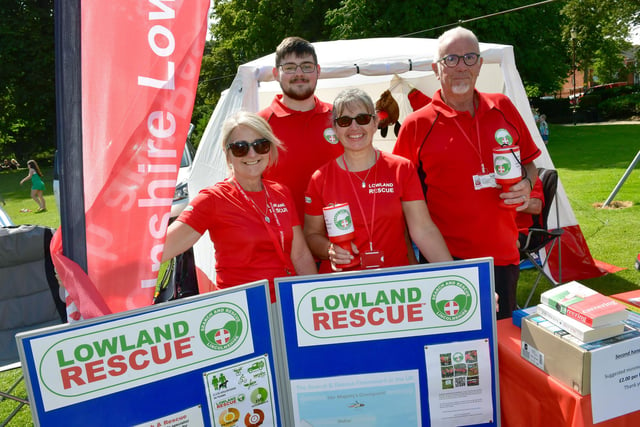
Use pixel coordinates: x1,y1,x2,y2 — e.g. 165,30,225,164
16,281,281,427
274,258,500,427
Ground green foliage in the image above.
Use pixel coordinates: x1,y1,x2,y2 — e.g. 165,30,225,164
561,0,637,87
0,0,55,160
524,84,541,99
193,0,342,141
324,0,569,96
599,93,640,119
592,38,632,83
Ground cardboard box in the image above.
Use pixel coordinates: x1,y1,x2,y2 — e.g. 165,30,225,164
521,315,592,395
520,312,640,395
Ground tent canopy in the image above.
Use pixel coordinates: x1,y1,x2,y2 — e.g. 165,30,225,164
192,37,556,191
189,37,600,284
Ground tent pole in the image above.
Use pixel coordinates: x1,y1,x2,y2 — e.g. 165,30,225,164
54,0,88,272
602,150,640,208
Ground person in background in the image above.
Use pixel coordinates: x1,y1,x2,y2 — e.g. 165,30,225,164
162,111,317,302
393,27,541,319
19,159,47,212
538,114,549,144
304,88,452,272
10,159,20,169
259,36,343,223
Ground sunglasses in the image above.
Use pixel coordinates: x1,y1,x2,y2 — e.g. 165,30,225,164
334,113,374,128
226,138,271,157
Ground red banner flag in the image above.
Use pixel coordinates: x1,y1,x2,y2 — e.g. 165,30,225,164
54,1,209,318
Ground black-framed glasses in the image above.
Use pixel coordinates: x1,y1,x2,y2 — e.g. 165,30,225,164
334,113,374,128
226,138,271,157
438,52,481,68
278,62,317,74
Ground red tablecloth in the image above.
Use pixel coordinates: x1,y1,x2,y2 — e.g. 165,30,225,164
497,319,640,426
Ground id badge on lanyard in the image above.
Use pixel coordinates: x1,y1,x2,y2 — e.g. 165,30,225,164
472,173,497,190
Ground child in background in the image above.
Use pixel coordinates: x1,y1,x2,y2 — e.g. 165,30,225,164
539,114,549,144
20,159,47,212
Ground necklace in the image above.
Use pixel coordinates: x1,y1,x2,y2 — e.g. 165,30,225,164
232,178,272,223
343,150,378,188
249,191,271,223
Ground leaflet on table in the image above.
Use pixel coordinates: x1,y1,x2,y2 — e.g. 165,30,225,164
590,334,640,423
290,370,421,426
424,339,494,427
203,354,277,427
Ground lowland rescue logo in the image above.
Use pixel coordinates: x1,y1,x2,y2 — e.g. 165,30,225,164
29,295,253,411
293,272,480,347
494,156,513,177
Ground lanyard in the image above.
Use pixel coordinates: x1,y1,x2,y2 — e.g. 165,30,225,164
452,104,487,173
232,177,285,252
343,151,378,251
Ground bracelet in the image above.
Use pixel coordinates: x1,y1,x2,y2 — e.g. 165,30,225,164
523,176,534,190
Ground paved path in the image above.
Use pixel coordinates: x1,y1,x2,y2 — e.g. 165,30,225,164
560,120,640,126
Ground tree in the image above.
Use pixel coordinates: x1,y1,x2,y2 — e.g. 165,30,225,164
326,0,569,96
192,0,341,143
0,0,55,162
562,0,639,87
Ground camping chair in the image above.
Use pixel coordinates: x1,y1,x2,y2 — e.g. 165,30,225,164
0,225,66,425
521,168,564,307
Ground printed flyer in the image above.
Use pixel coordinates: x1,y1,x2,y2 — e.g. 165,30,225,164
203,354,277,427
290,370,421,426
424,339,494,426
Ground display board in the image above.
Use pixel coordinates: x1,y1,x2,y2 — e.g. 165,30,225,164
17,281,281,427
275,259,499,427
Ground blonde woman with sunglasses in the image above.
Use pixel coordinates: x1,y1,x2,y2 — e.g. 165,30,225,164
162,111,317,301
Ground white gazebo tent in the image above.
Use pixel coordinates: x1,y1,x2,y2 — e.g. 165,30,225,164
189,37,603,286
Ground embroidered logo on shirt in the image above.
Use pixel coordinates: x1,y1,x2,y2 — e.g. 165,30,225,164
324,128,339,144
494,128,513,146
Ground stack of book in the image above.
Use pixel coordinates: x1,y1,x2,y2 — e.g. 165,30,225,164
534,281,629,343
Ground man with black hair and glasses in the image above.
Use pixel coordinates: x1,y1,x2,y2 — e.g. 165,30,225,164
393,26,541,319
259,36,343,223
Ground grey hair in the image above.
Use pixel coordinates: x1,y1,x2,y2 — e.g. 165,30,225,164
332,88,376,123
434,26,480,62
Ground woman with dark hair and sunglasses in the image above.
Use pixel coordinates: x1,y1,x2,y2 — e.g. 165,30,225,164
162,111,317,301
304,88,452,273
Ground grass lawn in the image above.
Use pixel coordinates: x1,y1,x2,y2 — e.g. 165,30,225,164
1,123,639,425
519,123,640,304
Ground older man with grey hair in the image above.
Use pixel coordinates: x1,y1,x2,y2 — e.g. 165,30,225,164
393,26,541,319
